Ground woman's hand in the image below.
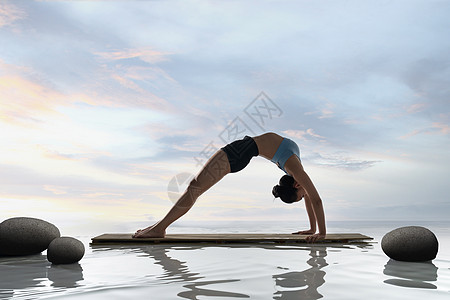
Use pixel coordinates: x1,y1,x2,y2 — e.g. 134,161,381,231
305,233,326,243
292,229,316,235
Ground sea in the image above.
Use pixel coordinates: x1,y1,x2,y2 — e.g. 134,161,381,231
1,220,449,299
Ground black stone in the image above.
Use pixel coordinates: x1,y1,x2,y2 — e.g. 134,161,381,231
0,217,60,256
47,237,85,264
381,226,439,262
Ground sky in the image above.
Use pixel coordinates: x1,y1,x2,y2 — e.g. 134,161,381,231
0,0,449,235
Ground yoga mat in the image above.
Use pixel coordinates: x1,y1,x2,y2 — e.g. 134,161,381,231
91,233,373,245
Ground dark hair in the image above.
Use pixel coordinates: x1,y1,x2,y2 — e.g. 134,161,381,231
272,175,298,204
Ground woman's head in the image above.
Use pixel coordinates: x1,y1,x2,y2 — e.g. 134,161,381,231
272,175,299,204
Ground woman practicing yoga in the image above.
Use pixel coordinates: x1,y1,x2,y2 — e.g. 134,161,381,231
134,132,326,242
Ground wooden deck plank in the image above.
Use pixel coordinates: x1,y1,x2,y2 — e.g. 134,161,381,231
91,233,373,245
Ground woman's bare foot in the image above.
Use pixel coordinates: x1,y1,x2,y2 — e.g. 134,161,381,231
133,223,156,236
133,224,166,238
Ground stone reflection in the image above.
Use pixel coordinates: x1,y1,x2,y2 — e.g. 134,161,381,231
383,259,438,289
0,253,83,299
273,247,328,300
0,254,48,299
145,246,250,299
47,263,84,288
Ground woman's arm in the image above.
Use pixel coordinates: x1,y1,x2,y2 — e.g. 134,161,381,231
285,156,326,242
305,195,317,232
294,170,326,242
292,194,317,234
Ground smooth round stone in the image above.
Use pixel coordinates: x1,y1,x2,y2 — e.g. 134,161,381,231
47,237,85,264
0,217,60,256
381,226,438,262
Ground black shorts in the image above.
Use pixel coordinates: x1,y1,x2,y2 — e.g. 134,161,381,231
221,136,259,173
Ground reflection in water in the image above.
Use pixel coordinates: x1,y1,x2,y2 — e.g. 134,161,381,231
0,254,84,299
0,254,48,299
128,244,348,300
142,246,250,299
48,263,84,288
273,247,328,300
150,247,202,282
383,259,438,289
89,243,373,299
178,279,249,299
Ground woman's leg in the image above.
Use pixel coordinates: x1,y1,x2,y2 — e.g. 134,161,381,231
133,149,230,238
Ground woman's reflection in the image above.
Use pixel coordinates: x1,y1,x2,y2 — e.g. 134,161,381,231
145,246,249,299
150,247,202,282
273,247,328,300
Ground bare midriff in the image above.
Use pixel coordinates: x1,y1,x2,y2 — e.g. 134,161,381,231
252,132,284,161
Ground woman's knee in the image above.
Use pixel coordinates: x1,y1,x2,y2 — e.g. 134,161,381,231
187,178,204,199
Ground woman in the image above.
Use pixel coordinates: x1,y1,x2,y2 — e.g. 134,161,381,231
134,132,326,242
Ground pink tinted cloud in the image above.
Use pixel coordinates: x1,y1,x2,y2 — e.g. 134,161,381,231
432,122,450,135
0,74,66,125
94,48,171,64
0,56,173,126
87,49,177,111
400,122,450,139
0,2,26,27
282,129,326,141
406,102,427,114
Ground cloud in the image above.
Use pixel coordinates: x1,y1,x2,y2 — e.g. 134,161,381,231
0,2,26,27
433,122,450,135
304,152,381,171
92,48,178,106
0,162,163,206
304,101,335,120
0,75,68,126
399,56,450,124
406,103,427,114
33,144,86,161
340,202,450,221
282,129,326,141
401,122,450,139
94,48,171,64
0,60,114,126
43,185,67,195
82,192,125,198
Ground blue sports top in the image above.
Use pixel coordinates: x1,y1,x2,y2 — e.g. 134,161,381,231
271,138,300,173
